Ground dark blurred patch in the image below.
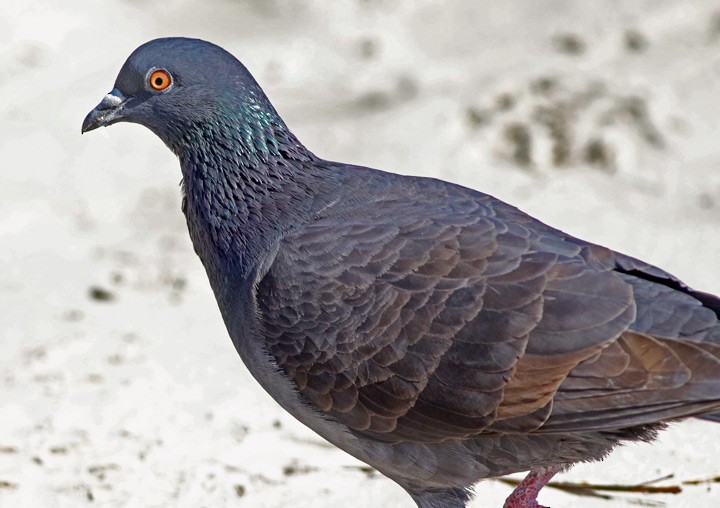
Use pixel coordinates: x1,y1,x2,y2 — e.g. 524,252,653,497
244,0,283,18
170,276,186,292
23,346,46,364
609,96,665,148
88,463,119,482
107,354,123,365
356,90,388,111
85,373,103,384
495,93,516,112
231,422,249,442
503,122,533,167
353,75,418,113
624,30,649,52
235,484,246,497
534,105,571,167
344,464,378,477
122,333,139,343
0,480,18,489
110,271,124,285
552,33,587,55
584,138,615,172
359,37,379,59
282,460,317,476
465,106,492,129
698,192,714,209
530,76,559,97
165,274,187,304
89,286,116,302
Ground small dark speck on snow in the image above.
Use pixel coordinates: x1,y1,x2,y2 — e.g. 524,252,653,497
358,466,376,477
89,286,116,302
552,33,587,55
624,30,648,52
465,106,491,128
107,354,123,365
495,93,516,111
88,464,119,481
282,461,317,476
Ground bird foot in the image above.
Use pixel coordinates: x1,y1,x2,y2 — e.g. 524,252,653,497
502,465,563,508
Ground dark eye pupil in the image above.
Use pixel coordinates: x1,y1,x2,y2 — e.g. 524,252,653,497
155,77,163,85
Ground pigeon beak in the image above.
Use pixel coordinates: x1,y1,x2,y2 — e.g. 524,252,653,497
82,88,128,133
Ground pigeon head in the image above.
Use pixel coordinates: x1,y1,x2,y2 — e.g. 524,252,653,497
82,37,296,157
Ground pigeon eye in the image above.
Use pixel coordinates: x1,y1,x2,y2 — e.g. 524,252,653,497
148,70,172,91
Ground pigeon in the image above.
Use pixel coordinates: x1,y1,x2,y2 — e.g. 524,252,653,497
82,37,720,508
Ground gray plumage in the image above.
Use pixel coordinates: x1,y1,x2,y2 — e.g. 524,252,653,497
82,38,720,508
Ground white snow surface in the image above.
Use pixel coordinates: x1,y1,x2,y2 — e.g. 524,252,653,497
2,1,720,507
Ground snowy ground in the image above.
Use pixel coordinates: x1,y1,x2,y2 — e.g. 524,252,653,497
3,1,720,507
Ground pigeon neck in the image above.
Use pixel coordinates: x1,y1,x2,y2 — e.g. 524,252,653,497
176,114,322,281
172,97,314,165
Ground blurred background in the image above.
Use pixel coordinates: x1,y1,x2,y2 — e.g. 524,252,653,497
2,1,720,506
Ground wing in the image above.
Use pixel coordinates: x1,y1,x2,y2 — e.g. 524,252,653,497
257,181,720,442
542,250,720,432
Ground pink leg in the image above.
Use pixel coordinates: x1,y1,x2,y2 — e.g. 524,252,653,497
503,465,564,508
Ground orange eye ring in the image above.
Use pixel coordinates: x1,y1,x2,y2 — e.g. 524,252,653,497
148,69,172,91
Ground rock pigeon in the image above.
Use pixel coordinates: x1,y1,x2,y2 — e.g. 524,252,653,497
82,38,720,508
